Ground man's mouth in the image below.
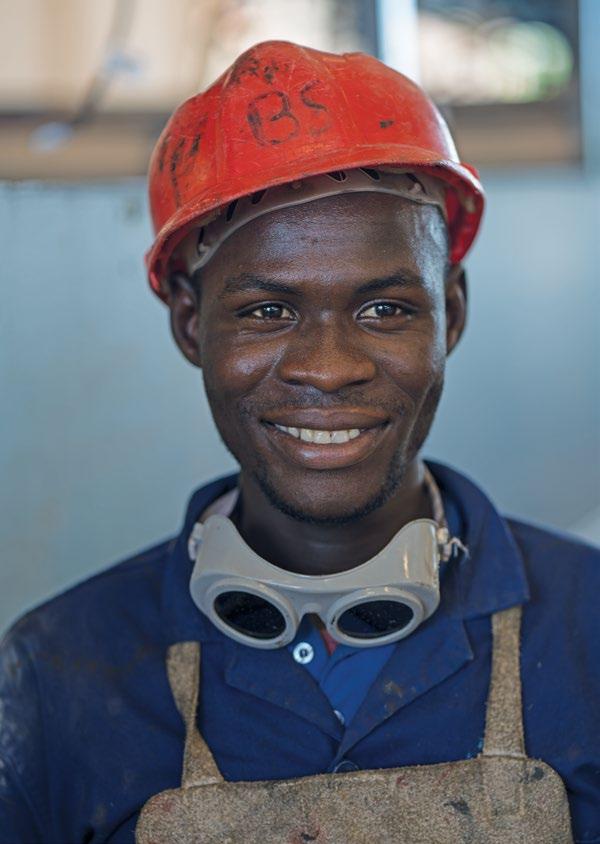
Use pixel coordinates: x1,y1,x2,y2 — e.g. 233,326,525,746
260,410,391,470
271,424,363,444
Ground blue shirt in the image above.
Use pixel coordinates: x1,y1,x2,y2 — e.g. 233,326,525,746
1,461,599,843
287,617,396,728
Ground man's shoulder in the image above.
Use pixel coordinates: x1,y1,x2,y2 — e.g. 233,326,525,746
2,471,239,658
507,515,600,569
2,535,174,660
0,536,182,837
506,517,600,621
431,459,600,620
431,459,599,570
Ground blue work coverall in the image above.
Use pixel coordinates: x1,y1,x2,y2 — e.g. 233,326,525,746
0,461,599,842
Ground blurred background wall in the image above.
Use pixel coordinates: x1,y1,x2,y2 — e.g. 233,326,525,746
1,0,599,631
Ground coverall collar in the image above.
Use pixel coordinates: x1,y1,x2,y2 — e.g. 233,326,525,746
429,462,530,619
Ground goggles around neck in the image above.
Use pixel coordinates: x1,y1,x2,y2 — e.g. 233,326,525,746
188,467,463,649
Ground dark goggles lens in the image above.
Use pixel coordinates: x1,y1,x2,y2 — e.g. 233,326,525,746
337,600,414,640
213,591,286,640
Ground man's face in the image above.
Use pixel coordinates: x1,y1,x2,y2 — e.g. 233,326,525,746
173,192,465,523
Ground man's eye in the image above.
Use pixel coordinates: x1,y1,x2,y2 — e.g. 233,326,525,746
248,304,295,320
359,303,405,319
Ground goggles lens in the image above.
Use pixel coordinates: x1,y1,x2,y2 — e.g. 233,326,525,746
336,600,414,640
213,590,286,640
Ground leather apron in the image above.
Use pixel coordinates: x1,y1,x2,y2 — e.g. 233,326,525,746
136,606,573,842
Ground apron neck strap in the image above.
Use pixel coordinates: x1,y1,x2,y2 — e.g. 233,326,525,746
166,641,224,786
482,605,526,759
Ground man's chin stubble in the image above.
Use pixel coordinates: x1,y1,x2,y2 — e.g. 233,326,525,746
251,450,408,526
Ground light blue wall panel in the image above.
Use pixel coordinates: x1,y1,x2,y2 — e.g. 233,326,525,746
0,181,236,631
427,168,600,530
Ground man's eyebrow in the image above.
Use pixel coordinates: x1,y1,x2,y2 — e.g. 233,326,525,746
354,271,424,296
218,273,298,299
218,270,423,299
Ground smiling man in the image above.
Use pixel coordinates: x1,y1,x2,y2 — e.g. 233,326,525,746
1,41,599,843
170,185,459,571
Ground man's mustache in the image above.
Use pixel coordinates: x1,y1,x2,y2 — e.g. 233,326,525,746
238,391,408,417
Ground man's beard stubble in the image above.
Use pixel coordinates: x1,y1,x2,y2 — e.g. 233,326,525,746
252,445,407,526
204,373,445,526
246,377,445,526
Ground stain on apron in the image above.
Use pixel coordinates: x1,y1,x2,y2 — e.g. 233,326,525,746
136,606,573,842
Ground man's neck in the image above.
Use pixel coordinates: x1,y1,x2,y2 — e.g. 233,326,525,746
232,460,433,576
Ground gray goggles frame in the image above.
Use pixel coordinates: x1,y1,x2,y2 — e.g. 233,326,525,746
188,467,460,649
190,514,443,649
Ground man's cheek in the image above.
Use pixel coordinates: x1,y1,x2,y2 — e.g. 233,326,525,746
204,335,276,387
379,353,441,405
203,375,257,450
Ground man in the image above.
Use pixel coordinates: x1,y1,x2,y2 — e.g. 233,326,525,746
1,40,598,842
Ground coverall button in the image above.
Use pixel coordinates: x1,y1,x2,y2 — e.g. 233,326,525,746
292,642,314,664
333,709,345,725
332,759,359,773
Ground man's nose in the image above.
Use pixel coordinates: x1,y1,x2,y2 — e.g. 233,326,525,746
276,319,377,392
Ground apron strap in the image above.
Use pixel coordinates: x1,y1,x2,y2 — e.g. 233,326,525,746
482,605,526,759
166,641,224,787
165,609,526,794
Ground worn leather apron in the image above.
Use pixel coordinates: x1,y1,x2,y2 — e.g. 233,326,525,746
136,606,573,842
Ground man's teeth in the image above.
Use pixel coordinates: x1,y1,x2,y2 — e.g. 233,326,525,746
274,425,362,444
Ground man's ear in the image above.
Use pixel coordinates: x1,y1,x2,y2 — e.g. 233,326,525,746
167,272,202,368
445,263,468,356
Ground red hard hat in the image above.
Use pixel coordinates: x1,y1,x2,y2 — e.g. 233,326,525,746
146,40,484,301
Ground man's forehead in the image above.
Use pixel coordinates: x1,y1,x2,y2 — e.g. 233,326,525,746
211,192,448,274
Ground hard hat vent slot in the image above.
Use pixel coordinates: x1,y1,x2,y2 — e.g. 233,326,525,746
197,228,208,255
406,174,425,194
327,171,347,182
251,189,267,205
360,168,381,181
226,199,239,222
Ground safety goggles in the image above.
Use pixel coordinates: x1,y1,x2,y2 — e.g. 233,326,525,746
188,468,459,649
